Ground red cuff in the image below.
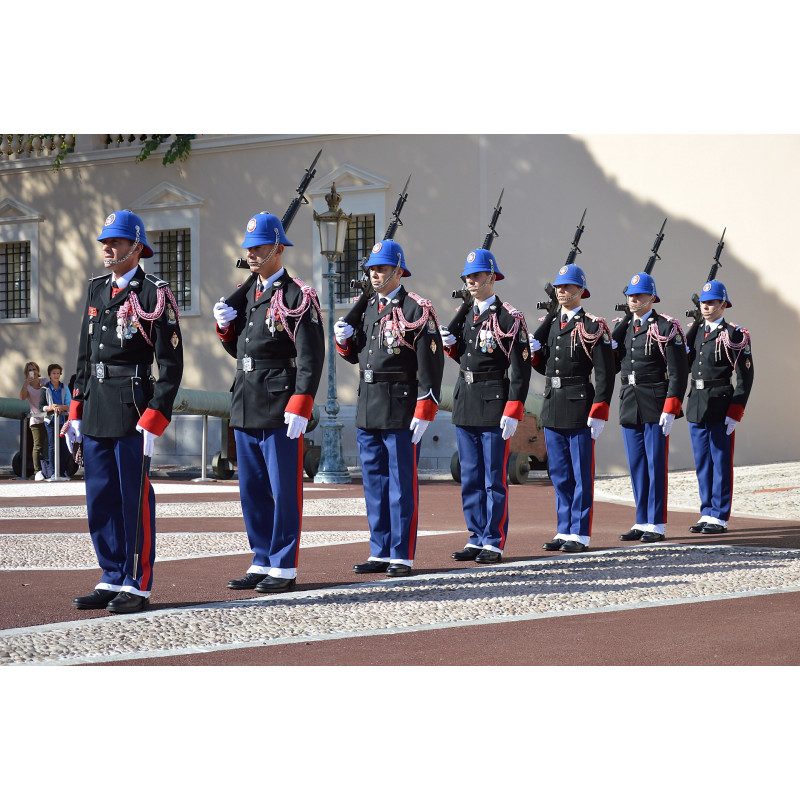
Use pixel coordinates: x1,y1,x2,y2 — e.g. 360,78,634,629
69,401,83,421
444,344,459,361
414,398,438,421
286,394,314,419
589,402,610,421
663,397,683,416
727,403,745,422
531,351,542,368
503,400,525,421
335,340,352,357
138,408,170,436
217,323,235,342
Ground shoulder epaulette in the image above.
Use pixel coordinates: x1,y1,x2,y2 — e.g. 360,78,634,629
88,274,107,283
145,274,169,289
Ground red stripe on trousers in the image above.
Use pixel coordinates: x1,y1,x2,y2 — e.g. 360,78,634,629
294,434,304,567
497,438,510,550
406,444,419,559
140,472,153,591
588,439,595,537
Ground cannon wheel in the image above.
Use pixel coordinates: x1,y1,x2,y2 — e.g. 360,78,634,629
450,451,461,484
304,446,321,479
212,451,235,480
507,451,530,485
11,450,33,478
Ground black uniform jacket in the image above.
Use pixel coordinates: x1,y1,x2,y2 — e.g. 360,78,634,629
221,268,325,429
339,286,444,430
447,296,532,427
613,312,689,426
685,317,753,425
533,309,615,429
71,266,184,438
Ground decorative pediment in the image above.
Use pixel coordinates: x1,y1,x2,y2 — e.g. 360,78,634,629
0,197,44,222
131,181,204,210
308,164,390,197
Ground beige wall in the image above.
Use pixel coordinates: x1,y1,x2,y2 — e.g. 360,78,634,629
1,134,794,474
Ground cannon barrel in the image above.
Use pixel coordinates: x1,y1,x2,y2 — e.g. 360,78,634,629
0,398,29,420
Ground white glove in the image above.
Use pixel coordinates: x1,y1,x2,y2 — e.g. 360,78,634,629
64,419,82,454
439,326,457,347
136,424,158,457
659,412,675,437
611,339,618,350
725,416,737,436
530,338,542,352
334,318,354,345
587,417,605,440
213,298,238,330
284,411,308,440
409,417,429,445
500,416,518,440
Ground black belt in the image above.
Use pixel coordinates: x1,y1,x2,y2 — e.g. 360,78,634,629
692,378,730,389
545,376,589,388
91,362,151,379
360,370,415,384
460,369,506,385
621,372,668,386
237,358,296,372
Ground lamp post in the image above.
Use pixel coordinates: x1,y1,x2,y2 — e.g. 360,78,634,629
313,183,352,483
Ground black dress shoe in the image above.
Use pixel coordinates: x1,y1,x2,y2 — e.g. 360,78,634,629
689,522,706,533
353,561,389,574
107,591,149,614
72,588,119,609
620,529,644,541
227,573,266,590
385,564,411,578
475,549,502,564
255,576,296,593
451,548,481,561
560,541,588,553
640,532,665,543
542,539,564,551
701,524,728,534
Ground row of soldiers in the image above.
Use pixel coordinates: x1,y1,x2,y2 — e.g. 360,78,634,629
64,208,753,614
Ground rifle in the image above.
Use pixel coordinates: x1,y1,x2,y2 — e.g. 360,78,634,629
686,227,725,324
614,217,667,313
223,148,322,308
447,189,504,333
536,209,586,316
342,174,411,326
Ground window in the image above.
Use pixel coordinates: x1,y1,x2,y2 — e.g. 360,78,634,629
151,228,192,310
334,214,375,304
0,240,31,319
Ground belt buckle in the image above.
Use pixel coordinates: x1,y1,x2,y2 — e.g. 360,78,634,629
465,371,474,385
695,379,705,390
364,369,374,383
95,362,106,379
551,376,561,388
242,356,254,372
628,373,636,386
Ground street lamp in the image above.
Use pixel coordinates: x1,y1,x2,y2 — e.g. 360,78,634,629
313,183,352,484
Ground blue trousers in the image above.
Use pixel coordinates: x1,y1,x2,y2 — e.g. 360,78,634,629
456,425,510,552
356,428,419,565
235,427,304,578
544,426,595,541
622,423,669,529
689,422,735,522
83,434,155,596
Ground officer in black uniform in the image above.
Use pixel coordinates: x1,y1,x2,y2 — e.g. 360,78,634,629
66,210,184,614
532,264,615,553
334,239,444,578
686,279,754,533
213,212,325,593
439,248,531,563
613,272,689,543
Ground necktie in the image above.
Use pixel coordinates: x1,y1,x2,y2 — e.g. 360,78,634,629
560,313,568,329
255,281,265,302
111,280,121,298
473,305,480,322
633,319,640,333
379,298,387,311
704,324,711,338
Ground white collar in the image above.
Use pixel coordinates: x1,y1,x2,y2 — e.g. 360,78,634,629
112,265,139,289
475,294,496,315
258,267,285,292
561,305,581,321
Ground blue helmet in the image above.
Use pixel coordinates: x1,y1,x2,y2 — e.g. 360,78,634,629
625,272,660,302
699,279,732,308
241,212,293,248
552,263,590,298
462,248,505,280
365,239,410,276
97,210,153,258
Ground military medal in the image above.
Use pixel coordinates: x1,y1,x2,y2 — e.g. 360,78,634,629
171,332,180,349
